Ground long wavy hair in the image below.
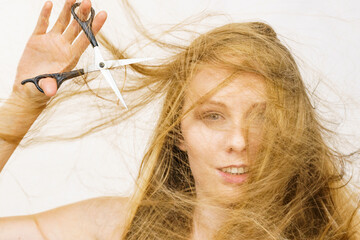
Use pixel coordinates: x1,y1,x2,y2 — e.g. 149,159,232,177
98,21,359,239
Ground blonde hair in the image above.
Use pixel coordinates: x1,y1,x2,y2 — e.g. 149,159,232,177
96,21,358,239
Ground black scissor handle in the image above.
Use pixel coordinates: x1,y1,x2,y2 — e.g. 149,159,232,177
21,69,85,93
71,2,98,47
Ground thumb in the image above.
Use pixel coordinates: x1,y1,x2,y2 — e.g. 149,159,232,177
39,77,58,97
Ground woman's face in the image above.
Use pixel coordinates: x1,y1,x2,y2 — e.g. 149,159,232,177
179,66,266,201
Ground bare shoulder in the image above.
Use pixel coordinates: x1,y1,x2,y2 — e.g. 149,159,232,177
81,196,131,239
0,196,130,240
35,196,130,240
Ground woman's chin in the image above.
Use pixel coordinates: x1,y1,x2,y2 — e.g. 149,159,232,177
197,183,246,206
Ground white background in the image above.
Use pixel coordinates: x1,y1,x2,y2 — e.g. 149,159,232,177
0,0,359,217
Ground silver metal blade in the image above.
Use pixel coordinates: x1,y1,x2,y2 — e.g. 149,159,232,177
105,58,153,68
93,46,127,109
84,58,153,73
100,68,128,109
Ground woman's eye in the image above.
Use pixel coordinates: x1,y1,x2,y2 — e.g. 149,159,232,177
202,112,223,121
196,110,229,130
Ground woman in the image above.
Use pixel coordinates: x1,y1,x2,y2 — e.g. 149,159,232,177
0,0,359,239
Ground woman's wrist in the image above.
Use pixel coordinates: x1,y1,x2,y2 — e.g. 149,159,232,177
0,91,46,144
10,84,49,111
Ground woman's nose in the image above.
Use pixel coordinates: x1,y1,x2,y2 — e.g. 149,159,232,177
225,125,246,153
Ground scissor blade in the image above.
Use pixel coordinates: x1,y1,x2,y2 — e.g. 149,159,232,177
84,58,152,73
105,58,153,68
100,68,128,109
92,47,146,108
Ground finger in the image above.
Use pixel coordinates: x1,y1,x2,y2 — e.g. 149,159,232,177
72,11,107,57
63,0,92,43
39,78,58,97
77,0,92,21
33,1,53,35
50,0,76,34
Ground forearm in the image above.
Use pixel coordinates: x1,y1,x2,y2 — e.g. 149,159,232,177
0,93,45,172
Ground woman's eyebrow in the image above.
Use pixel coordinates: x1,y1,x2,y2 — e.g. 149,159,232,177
200,100,228,108
244,102,267,117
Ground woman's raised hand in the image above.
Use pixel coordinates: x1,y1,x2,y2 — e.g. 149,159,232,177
13,0,107,104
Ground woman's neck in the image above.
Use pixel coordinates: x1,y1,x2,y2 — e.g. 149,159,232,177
191,201,228,240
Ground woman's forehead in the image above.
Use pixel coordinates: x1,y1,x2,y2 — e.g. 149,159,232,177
186,66,267,103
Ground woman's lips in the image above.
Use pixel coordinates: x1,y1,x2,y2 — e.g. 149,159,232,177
217,165,248,184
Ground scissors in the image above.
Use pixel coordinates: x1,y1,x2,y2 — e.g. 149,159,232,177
21,2,150,109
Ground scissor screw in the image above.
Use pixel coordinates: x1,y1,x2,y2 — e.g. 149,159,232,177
99,62,105,68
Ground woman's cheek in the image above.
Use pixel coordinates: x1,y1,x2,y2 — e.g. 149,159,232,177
181,115,226,157
247,131,263,160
